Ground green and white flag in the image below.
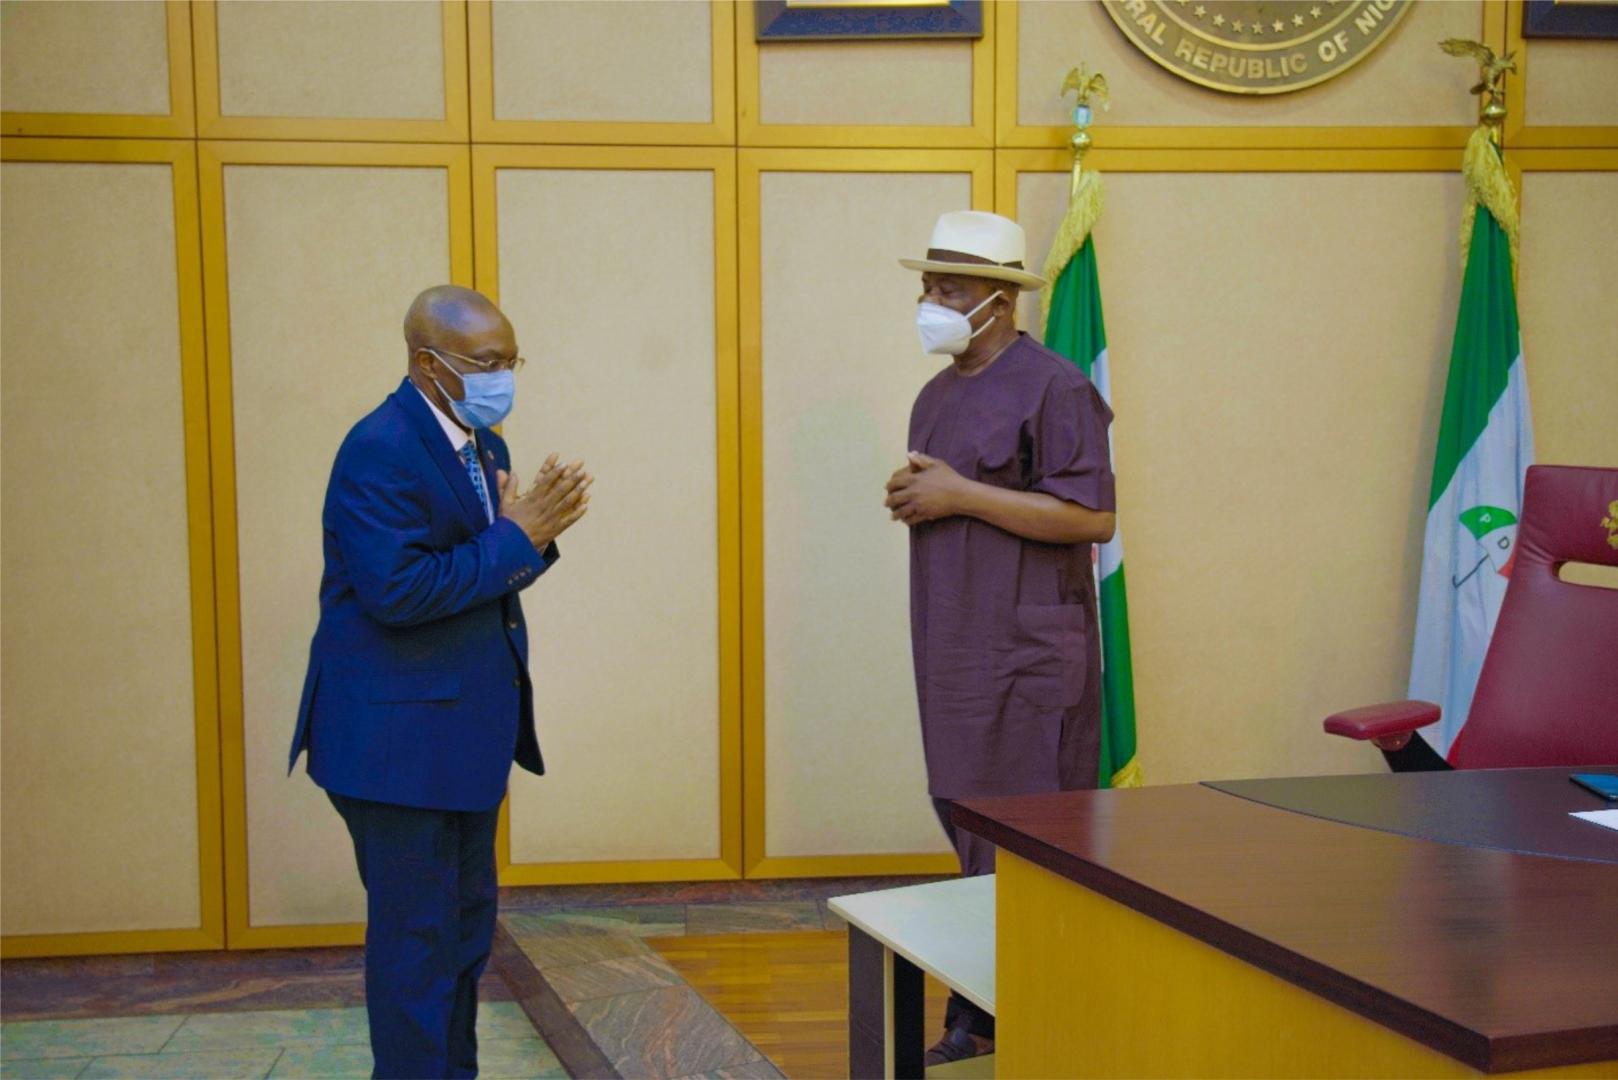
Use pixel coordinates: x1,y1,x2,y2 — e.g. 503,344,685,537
1408,128,1534,761
1042,168,1141,788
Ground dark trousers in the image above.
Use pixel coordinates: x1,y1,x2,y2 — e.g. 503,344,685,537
328,791,501,1080
931,798,996,1040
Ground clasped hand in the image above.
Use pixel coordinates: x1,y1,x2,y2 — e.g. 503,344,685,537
499,453,592,551
885,451,963,526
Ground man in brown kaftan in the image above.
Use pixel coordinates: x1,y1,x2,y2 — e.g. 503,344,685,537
886,211,1117,1066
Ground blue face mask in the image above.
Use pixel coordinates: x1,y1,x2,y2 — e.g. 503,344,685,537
432,367,515,430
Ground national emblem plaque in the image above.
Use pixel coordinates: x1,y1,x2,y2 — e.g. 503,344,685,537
1100,0,1412,95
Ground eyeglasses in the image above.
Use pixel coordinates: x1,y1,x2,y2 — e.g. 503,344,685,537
424,346,526,374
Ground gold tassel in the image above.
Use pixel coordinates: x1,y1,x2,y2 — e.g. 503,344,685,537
1458,124,1519,275
1039,167,1104,336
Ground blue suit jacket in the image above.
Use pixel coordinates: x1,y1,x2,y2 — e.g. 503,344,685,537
288,378,554,811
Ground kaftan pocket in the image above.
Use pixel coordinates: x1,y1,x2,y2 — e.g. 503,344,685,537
1005,604,1086,708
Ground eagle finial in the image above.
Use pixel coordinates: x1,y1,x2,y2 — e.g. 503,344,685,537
1440,38,1516,120
1061,65,1111,112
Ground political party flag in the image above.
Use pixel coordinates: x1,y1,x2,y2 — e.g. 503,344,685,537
1407,126,1534,761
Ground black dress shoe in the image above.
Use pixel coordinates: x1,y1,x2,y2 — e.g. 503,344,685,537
923,1026,993,1066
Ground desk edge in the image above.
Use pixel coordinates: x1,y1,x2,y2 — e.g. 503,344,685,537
951,802,1618,1074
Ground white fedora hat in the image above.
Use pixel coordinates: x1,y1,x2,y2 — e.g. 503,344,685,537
899,210,1046,291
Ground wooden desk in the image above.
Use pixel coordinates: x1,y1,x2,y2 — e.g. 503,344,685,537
955,768,1618,1078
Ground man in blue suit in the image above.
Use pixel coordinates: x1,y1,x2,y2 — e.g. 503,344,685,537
289,285,590,1078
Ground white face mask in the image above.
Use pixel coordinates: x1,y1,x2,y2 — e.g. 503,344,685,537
915,290,1003,355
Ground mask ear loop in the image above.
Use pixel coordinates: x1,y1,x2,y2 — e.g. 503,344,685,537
966,290,1005,341
420,348,475,429
420,347,461,406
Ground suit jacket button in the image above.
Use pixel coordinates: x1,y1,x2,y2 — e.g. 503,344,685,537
507,619,519,630
512,677,522,687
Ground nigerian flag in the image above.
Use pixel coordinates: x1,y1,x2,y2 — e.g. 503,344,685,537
1408,128,1534,761
1041,168,1141,789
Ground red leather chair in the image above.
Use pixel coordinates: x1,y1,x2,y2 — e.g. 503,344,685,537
1325,464,1618,768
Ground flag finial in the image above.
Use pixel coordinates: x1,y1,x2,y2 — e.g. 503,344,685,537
1060,65,1110,171
1040,67,1109,333
1439,38,1515,136
1440,40,1520,274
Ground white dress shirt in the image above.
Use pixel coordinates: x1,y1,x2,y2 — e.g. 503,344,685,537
417,386,493,522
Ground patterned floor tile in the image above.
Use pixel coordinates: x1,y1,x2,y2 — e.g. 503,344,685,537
163,1007,368,1051
2,957,513,1023
164,1002,533,1054
263,1033,561,1080
571,986,760,1079
1,972,369,1023
0,1058,93,1078
0,1016,184,1060
476,1002,541,1040
671,1057,787,1080
504,905,686,939
474,1035,566,1079
1,956,154,980
685,903,823,936
545,953,685,1005
78,1049,281,1079
508,926,652,971
817,900,847,931
264,1043,371,1079
497,876,947,913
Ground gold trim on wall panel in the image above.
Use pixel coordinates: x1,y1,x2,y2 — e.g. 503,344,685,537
736,3,994,149
750,854,960,880
204,141,472,949
1505,0,1525,147
993,0,1477,151
500,858,742,889
469,2,736,146
0,927,221,962
996,146,1467,210
739,149,989,880
0,138,221,959
1512,148,1618,171
1,1,195,139
1484,0,1510,62
193,1,470,143
1503,1,1618,150
472,144,743,886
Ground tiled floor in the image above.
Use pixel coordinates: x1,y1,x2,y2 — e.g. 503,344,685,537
0,1003,562,1079
498,902,847,1079
1,878,946,1079
0,949,391,1023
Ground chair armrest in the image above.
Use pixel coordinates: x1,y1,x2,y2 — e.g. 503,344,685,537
1323,700,1442,747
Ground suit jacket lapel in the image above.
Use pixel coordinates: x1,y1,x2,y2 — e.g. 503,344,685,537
390,378,489,530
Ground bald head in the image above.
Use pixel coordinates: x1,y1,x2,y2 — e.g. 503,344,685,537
404,286,521,424
403,285,511,358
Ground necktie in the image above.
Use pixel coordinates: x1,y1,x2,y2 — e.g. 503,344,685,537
459,440,492,523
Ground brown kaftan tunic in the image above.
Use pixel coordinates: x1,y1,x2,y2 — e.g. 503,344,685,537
908,333,1116,800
